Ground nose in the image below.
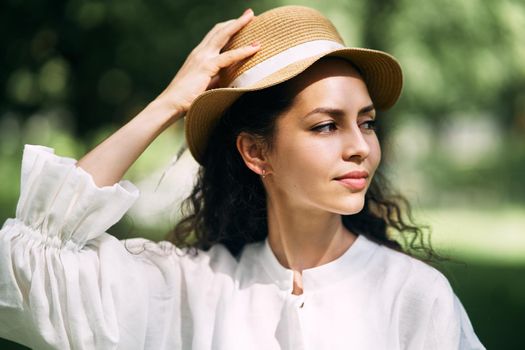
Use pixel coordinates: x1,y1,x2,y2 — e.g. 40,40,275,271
341,125,370,161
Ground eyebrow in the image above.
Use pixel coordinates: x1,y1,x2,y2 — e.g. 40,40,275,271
301,104,376,120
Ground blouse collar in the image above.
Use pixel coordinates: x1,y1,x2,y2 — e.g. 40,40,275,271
259,234,379,293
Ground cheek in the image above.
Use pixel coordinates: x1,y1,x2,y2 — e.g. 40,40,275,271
369,136,382,171
272,135,333,177
269,139,332,193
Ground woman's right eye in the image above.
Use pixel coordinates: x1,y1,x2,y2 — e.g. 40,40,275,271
312,122,337,133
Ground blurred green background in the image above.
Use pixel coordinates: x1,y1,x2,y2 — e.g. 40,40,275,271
1,0,524,348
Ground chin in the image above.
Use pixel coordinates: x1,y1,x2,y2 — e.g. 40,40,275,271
333,197,366,215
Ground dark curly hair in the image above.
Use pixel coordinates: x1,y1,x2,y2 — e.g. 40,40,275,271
167,60,444,264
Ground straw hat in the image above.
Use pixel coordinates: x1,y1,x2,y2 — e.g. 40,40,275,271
185,5,403,164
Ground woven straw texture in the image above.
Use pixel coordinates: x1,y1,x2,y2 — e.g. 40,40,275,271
218,6,344,87
185,5,403,164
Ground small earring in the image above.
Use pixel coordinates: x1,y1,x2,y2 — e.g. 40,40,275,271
261,168,266,178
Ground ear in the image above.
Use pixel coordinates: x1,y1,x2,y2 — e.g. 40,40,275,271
236,132,270,176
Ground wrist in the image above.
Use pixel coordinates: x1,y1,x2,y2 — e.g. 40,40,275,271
143,97,186,127
125,99,183,142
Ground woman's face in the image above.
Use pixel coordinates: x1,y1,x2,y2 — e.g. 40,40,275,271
264,58,381,215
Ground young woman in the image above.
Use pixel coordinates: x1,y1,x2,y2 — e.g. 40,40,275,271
0,5,485,350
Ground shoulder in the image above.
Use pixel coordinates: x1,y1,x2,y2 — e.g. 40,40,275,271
378,239,448,284
367,237,451,295
364,241,485,348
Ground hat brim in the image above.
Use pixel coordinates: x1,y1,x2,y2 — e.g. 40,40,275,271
185,47,403,164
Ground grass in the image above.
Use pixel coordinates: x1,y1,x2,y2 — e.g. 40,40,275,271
417,206,525,265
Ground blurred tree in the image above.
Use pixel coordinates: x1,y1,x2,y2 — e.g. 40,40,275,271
356,0,525,128
2,0,524,135
0,0,268,138
422,1,520,125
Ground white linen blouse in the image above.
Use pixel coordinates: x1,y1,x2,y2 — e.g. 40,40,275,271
0,145,486,350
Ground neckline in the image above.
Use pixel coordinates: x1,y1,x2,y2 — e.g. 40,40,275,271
259,234,378,293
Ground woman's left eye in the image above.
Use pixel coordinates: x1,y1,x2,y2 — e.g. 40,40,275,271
360,120,377,131
312,122,337,133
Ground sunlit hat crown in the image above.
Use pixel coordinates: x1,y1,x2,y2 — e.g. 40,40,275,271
186,5,403,164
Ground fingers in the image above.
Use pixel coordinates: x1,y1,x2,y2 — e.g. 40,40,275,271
215,43,260,69
216,9,255,43
186,8,259,90
207,9,255,49
200,19,235,44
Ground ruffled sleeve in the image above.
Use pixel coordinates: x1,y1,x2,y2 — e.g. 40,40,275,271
422,273,486,350
14,144,139,249
0,145,183,349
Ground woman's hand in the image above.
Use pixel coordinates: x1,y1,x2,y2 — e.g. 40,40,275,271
155,8,260,118
77,9,260,187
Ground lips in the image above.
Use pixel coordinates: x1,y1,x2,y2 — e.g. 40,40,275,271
334,170,369,191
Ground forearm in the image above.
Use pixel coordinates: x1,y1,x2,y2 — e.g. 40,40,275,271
77,98,184,187
76,9,258,188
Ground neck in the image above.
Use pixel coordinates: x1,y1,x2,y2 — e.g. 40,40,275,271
266,195,357,273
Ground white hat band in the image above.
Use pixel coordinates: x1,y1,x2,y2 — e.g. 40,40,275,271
227,40,345,88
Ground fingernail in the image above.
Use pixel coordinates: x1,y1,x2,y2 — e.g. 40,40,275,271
243,8,253,16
